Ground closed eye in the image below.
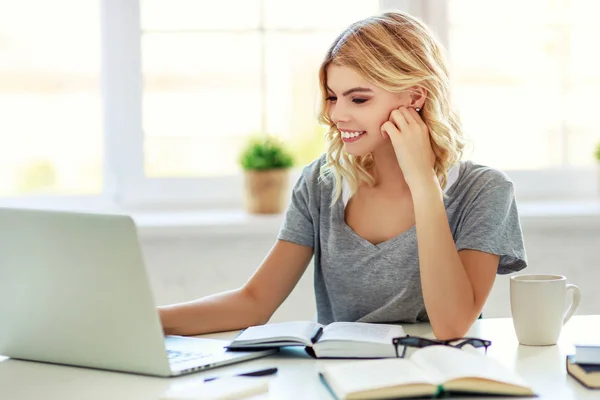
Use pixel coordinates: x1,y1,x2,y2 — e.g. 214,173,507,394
326,96,368,105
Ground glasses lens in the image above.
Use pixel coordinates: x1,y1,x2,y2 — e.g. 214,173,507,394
469,339,490,348
442,337,488,348
398,337,440,348
453,338,490,353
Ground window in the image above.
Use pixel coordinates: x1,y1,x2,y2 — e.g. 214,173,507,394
139,0,379,178
0,1,102,198
2,0,596,211
448,0,600,171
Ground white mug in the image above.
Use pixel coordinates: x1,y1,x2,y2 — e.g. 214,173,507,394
510,274,581,346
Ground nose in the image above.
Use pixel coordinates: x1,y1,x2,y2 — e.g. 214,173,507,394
329,101,350,125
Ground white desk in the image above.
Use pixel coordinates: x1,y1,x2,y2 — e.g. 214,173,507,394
1,316,599,400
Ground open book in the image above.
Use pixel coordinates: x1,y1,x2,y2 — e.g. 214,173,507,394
226,321,405,358
320,345,536,399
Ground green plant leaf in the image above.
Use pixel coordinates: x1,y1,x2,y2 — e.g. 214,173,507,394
595,142,600,162
239,135,295,170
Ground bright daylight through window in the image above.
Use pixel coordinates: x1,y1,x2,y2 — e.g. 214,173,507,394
1,0,598,205
449,0,600,170
140,0,379,177
0,1,102,197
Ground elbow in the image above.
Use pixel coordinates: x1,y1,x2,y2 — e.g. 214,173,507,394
240,286,274,326
254,315,271,326
432,325,471,341
428,302,482,340
430,316,474,340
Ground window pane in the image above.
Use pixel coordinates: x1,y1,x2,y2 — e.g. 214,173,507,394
141,0,261,31
456,87,559,170
0,1,102,196
571,0,600,26
450,27,562,169
567,131,599,167
569,29,600,82
265,33,338,165
448,0,566,26
141,2,380,178
449,0,599,169
264,0,379,30
142,33,261,177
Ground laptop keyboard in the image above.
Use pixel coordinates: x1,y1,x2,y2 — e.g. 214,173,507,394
167,349,210,364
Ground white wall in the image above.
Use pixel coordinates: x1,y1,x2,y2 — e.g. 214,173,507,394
140,214,600,323
142,230,317,323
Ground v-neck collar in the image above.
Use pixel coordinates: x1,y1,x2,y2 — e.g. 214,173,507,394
336,162,464,250
335,197,416,251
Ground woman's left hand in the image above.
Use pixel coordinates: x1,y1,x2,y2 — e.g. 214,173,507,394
380,106,436,190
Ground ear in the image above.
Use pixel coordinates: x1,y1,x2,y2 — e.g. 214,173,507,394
409,86,427,109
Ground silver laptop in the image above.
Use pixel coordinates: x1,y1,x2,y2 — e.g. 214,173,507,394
0,207,277,377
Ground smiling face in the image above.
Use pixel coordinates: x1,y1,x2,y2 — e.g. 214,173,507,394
325,64,413,157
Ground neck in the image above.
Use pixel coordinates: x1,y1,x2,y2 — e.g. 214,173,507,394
370,141,411,194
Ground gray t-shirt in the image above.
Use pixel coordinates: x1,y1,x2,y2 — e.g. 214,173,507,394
277,155,527,325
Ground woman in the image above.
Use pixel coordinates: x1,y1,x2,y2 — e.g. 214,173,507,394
158,11,527,340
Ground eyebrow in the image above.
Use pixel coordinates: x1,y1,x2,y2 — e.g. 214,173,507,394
326,86,374,96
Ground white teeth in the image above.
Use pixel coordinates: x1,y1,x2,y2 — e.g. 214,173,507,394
340,131,365,139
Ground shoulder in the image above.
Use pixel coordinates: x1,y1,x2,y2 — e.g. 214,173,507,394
300,153,327,178
454,160,514,192
447,161,517,210
291,154,334,202
296,153,333,191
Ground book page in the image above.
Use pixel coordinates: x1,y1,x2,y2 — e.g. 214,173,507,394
322,358,435,398
232,321,322,345
411,346,530,388
320,322,405,344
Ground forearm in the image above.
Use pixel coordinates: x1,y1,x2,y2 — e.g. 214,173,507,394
158,287,269,336
411,176,477,339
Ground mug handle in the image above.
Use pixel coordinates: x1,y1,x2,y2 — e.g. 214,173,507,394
563,284,581,325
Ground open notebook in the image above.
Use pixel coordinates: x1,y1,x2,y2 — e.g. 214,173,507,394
319,345,536,399
226,321,405,358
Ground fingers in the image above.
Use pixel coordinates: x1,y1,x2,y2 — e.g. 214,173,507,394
407,107,427,130
390,108,409,132
380,120,399,140
399,107,418,125
383,106,426,140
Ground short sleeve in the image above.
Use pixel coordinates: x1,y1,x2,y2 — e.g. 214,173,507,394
455,181,527,274
276,166,317,248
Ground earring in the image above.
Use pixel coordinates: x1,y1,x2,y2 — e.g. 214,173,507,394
415,107,421,112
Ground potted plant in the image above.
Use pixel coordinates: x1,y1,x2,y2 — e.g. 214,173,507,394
239,135,294,214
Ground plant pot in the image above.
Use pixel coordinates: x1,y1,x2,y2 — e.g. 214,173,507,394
243,169,290,214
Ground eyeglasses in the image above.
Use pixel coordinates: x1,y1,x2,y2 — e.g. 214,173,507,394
392,335,492,358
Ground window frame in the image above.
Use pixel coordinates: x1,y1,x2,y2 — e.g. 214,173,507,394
104,0,329,210
1,0,596,212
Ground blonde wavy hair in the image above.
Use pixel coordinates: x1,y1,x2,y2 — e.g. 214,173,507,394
318,11,466,204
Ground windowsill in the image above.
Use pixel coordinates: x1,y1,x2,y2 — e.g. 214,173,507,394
133,199,600,239
517,200,600,217
133,209,285,239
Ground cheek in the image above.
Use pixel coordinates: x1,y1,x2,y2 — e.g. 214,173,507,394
355,107,385,127
370,111,393,132
368,103,397,128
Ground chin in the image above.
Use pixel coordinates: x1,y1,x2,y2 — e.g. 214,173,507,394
342,144,371,157
342,134,385,157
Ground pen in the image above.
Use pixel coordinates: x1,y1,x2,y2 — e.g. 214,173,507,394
203,367,278,382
